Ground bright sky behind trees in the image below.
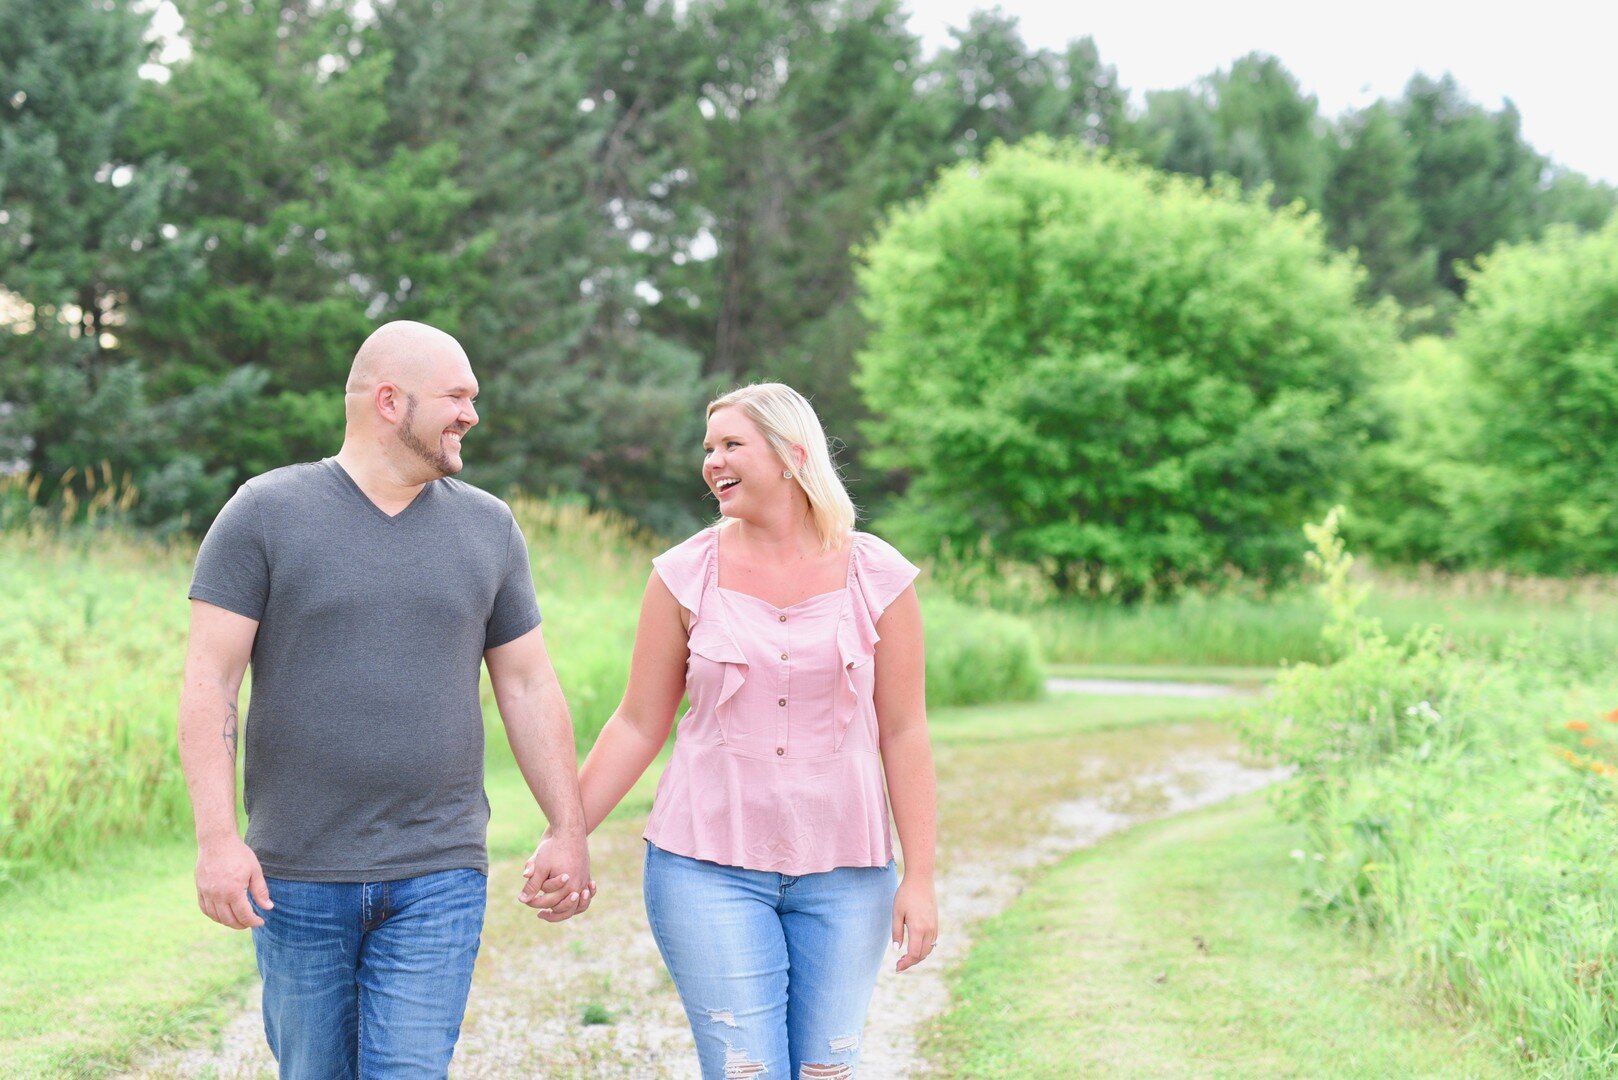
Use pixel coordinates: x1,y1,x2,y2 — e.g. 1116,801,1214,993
906,0,1618,183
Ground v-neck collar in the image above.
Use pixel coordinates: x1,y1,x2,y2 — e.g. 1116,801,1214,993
324,458,436,524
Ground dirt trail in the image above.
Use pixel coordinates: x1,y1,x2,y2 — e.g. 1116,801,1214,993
125,688,1279,1079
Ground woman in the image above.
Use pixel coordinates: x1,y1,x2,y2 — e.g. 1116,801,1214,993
535,382,937,1078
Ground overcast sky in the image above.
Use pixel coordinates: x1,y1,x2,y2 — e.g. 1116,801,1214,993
905,0,1618,184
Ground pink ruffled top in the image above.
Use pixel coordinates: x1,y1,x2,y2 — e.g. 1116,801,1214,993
642,527,920,874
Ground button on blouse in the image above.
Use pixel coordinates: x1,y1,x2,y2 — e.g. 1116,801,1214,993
641,526,920,874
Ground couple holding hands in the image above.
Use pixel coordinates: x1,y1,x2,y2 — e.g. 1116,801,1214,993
179,320,938,1079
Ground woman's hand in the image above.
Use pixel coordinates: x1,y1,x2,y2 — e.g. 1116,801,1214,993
892,873,938,972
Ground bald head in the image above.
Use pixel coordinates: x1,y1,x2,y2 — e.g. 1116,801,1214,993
346,320,467,397
341,320,480,481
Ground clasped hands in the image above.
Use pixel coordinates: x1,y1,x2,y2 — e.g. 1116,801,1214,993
518,828,595,922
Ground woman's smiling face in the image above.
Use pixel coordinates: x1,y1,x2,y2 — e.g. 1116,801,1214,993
703,406,781,513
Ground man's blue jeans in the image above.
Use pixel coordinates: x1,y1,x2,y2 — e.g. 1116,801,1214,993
249,867,486,1079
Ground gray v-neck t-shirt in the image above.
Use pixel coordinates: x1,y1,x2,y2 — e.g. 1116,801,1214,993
189,458,542,881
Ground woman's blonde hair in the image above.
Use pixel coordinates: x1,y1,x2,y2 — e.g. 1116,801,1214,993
707,382,856,551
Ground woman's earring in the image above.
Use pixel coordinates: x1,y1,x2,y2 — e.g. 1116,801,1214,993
783,470,793,479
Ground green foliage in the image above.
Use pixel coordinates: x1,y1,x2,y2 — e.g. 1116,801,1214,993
374,0,714,535
1132,53,1328,209
1401,75,1543,299
1205,53,1329,208
108,0,492,528
918,596,1044,707
1535,166,1618,234
857,139,1393,598
8,2,1617,559
1322,102,1435,309
1345,336,1475,564
0,496,1043,878
928,13,1124,157
1243,512,1618,1072
1129,64,1615,325
1441,219,1618,573
0,0,204,513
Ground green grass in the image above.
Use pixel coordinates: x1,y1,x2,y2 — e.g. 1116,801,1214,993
0,689,1151,1075
1025,568,1618,670
922,795,1517,1079
928,692,1241,747
0,501,1042,883
0,748,672,1079
1045,662,1278,686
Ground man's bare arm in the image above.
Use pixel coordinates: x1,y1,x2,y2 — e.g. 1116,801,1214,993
484,626,592,921
178,600,271,930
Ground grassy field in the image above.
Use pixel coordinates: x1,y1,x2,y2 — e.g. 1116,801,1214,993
6,690,1196,1077
1,667,1548,1078
0,500,657,882
1023,569,1618,670
0,502,1041,884
0,501,1043,1074
0,751,672,1078
10,500,1616,1076
922,795,1515,1078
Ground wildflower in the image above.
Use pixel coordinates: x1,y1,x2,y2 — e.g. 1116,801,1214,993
1567,720,1592,732
1583,737,1600,748
1607,708,1618,724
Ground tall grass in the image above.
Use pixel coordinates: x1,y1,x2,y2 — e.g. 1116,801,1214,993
1243,513,1618,1074
0,526,197,880
1,494,1042,880
954,561,1618,672
920,596,1044,706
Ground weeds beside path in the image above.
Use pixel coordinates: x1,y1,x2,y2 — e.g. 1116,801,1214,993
921,796,1518,1079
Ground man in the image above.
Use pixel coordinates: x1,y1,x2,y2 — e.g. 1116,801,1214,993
178,321,591,1078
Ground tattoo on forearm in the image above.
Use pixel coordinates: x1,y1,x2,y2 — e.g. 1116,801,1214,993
223,703,238,762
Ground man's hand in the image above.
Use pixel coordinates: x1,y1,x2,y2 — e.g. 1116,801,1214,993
196,835,272,930
518,830,594,922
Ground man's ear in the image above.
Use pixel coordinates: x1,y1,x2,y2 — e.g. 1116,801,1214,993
376,382,406,425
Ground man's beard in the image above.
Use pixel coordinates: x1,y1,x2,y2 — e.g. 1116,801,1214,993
400,393,459,476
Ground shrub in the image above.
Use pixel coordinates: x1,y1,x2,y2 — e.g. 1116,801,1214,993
1445,218,1618,573
920,596,1044,707
1245,510,1618,1070
856,138,1395,599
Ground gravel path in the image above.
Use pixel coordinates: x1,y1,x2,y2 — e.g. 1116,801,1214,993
125,684,1279,1079
1044,677,1260,698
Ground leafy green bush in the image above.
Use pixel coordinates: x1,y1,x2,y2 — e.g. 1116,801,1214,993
856,137,1395,599
1444,218,1618,573
1244,511,1618,1071
919,596,1044,707
1346,336,1476,565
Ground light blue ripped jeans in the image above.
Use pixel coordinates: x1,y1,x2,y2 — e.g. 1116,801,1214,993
644,842,898,1079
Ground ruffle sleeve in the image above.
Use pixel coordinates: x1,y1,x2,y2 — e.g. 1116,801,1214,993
834,532,921,747
654,528,748,729
651,527,719,619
